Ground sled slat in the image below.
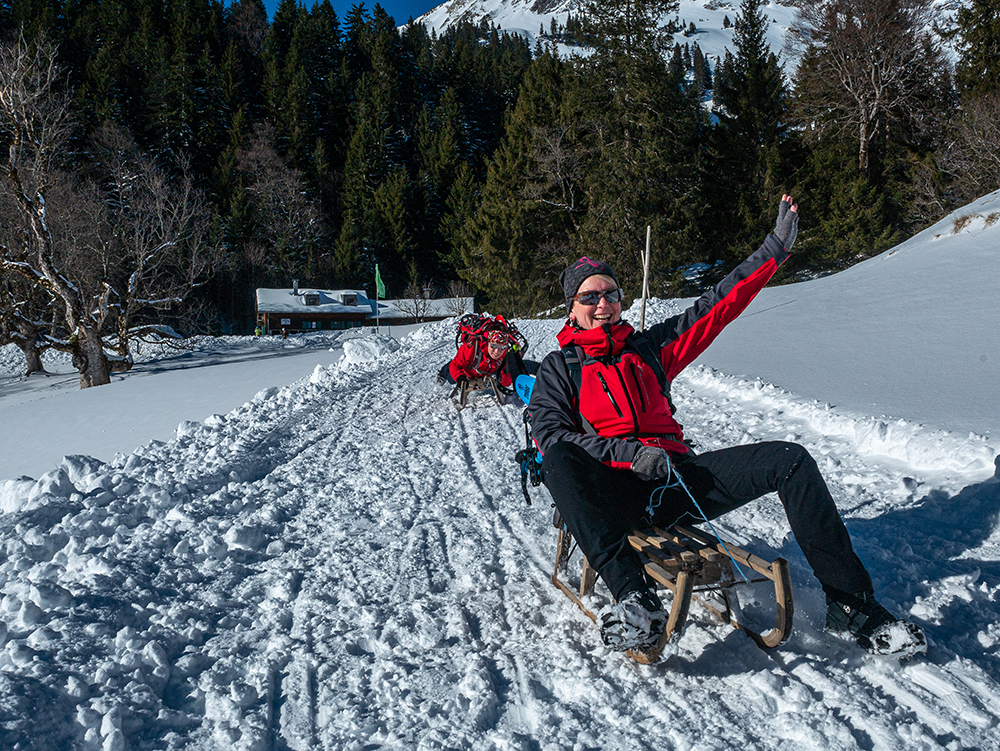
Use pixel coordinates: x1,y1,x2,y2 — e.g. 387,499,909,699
452,376,504,409
552,520,795,662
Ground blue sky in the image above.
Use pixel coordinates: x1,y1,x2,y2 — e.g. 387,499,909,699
263,0,442,24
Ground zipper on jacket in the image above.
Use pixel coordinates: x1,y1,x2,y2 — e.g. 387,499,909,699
596,373,624,418
612,365,641,433
628,362,647,412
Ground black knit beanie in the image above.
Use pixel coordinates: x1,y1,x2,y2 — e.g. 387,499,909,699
559,257,620,309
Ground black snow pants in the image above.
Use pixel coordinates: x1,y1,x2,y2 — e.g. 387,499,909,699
541,440,874,602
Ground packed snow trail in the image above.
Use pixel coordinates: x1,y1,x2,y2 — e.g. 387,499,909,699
1,313,999,750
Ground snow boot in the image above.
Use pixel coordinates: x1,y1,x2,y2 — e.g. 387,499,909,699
825,591,926,658
598,587,667,653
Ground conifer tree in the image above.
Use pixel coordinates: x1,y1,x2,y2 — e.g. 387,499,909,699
573,0,705,298
342,3,373,79
261,0,303,130
1,0,60,40
414,88,465,280
456,50,572,313
669,43,684,78
793,138,900,268
441,162,478,263
66,0,157,134
952,0,1000,98
225,0,268,102
708,0,789,264
692,44,709,95
309,0,345,173
373,166,416,282
334,6,413,292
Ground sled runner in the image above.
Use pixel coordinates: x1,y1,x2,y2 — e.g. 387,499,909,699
551,512,794,663
450,375,506,409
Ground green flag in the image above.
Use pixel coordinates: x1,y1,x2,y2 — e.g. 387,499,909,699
375,264,385,299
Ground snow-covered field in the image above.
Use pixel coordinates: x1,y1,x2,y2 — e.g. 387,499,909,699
1,191,1000,748
0,332,351,482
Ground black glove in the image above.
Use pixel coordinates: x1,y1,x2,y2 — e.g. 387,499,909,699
773,194,799,251
631,445,673,482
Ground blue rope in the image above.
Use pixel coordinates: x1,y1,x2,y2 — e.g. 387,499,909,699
646,461,752,585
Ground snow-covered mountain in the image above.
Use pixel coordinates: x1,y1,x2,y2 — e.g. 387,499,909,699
417,0,809,71
414,0,963,75
0,191,998,749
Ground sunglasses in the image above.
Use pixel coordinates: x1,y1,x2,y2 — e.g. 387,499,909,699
573,288,623,306
487,340,509,350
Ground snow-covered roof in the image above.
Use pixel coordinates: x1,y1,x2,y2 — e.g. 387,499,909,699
255,289,474,320
255,288,373,315
373,297,474,320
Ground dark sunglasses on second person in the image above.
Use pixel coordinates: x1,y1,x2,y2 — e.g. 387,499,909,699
574,288,623,306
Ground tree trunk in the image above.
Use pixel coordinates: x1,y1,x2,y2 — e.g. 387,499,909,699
858,116,870,175
18,341,44,375
72,326,112,388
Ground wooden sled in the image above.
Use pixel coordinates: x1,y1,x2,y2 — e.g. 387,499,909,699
449,375,505,409
552,515,793,663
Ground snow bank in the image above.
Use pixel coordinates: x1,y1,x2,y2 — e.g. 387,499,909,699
683,366,998,476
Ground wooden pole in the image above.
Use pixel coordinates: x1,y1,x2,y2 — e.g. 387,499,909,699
640,225,651,331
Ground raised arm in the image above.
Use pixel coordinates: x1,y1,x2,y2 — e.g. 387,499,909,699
647,196,799,379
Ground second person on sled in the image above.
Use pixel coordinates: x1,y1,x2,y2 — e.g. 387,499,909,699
438,315,535,391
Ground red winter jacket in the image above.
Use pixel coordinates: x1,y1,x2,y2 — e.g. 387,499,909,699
448,339,513,387
530,234,790,470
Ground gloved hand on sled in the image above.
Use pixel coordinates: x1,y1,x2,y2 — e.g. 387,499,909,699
773,194,799,252
631,445,674,482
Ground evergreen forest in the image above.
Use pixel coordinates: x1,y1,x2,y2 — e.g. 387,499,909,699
1,0,998,363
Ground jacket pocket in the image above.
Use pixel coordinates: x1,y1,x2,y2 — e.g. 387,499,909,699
596,373,624,418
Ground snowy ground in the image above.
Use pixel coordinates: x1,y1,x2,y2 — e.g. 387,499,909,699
0,333,348,482
1,195,1000,748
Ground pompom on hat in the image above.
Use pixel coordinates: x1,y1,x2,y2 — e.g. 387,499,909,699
559,257,620,309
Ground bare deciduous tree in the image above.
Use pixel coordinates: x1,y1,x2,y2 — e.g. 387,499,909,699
446,279,473,317
0,36,221,386
0,34,114,387
942,93,1000,202
789,0,951,175
91,123,217,359
525,123,588,228
236,123,327,285
0,271,54,375
228,0,269,54
395,280,432,322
